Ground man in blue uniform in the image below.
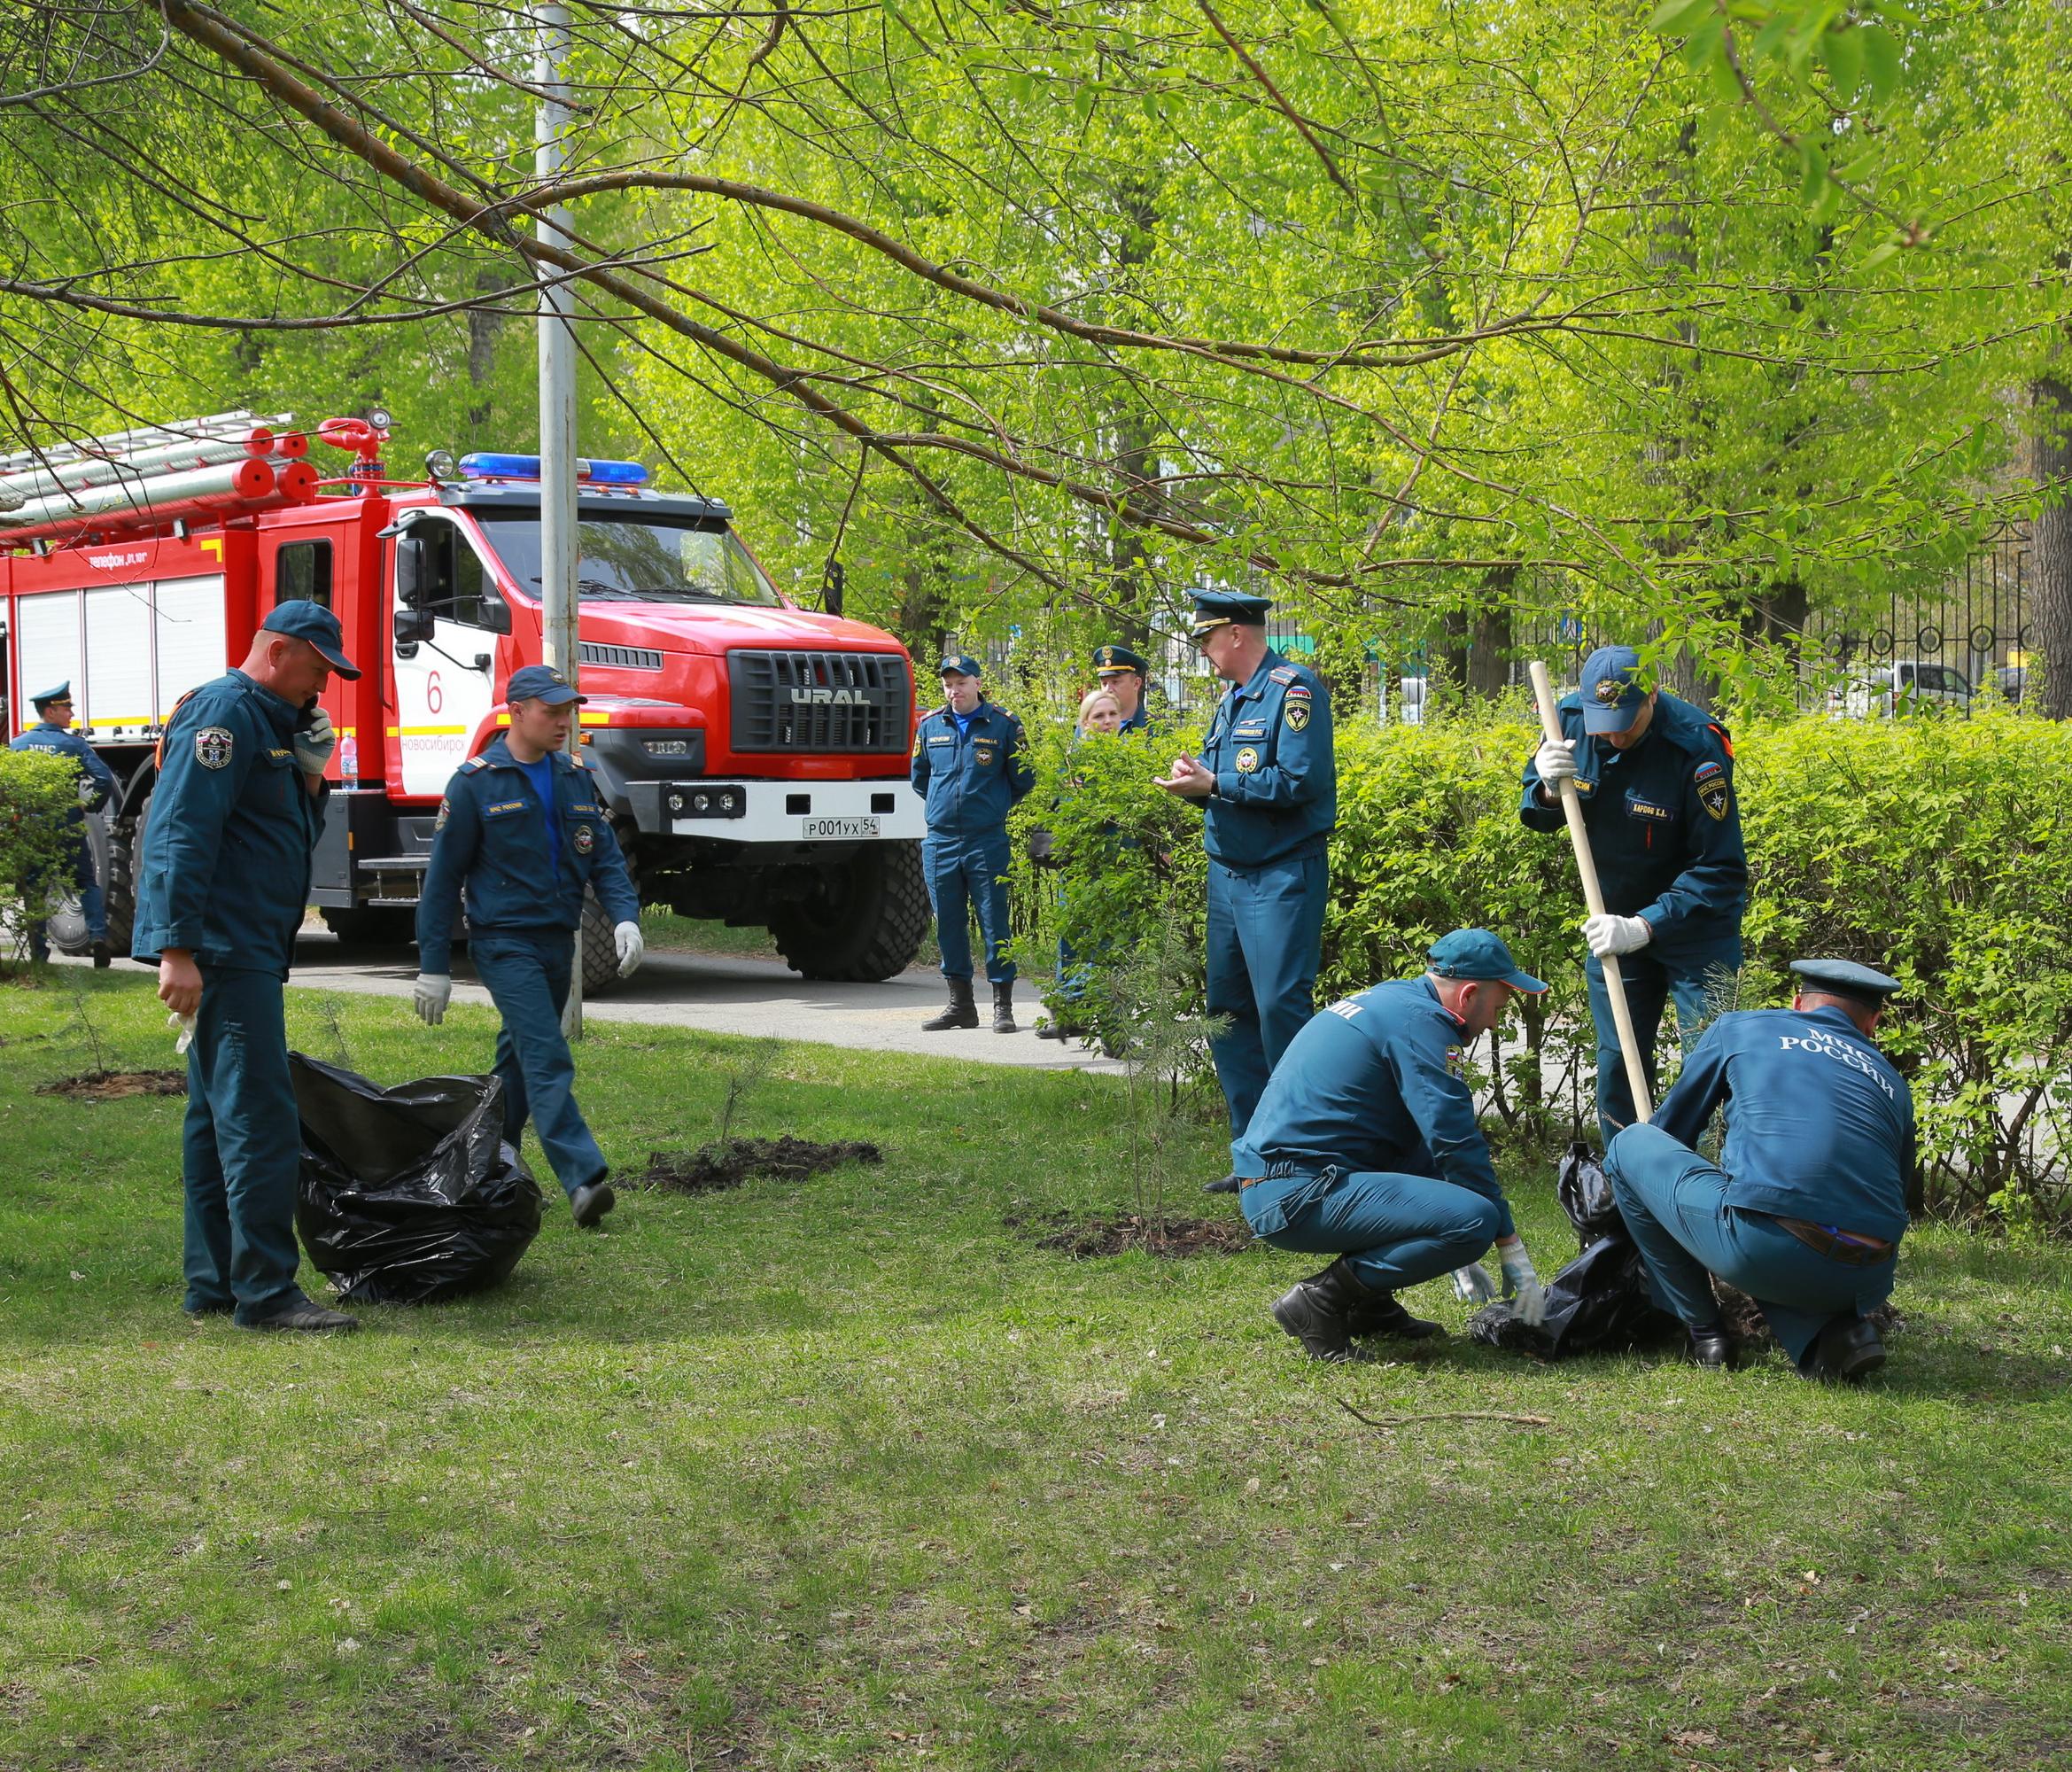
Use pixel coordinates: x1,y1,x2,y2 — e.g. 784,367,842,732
136,601,357,1332
1604,959,1913,1382
910,655,1037,1034
1236,930,1552,1361
1091,642,1155,734
10,680,119,966
1155,591,1336,1174
414,665,645,1229
1523,644,1746,1143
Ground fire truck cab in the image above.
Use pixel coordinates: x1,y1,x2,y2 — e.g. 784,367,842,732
2,416,929,991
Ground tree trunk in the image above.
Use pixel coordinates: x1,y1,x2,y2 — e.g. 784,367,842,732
465,267,508,447
2032,365,2072,719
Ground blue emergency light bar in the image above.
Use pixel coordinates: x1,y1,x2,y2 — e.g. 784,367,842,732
458,452,649,486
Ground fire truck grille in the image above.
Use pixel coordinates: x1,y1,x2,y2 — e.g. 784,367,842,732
728,650,912,754
580,641,664,672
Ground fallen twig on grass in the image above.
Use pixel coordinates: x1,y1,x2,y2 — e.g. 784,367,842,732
1338,1398,1552,1432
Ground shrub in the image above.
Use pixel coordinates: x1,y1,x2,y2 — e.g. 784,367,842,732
0,748,83,968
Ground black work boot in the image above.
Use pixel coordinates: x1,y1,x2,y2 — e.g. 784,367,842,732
1805,1315,1886,1384
921,977,979,1031
91,940,112,969
991,983,1016,1033
1686,1324,1738,1369
571,1179,617,1229
1347,1288,1442,1341
1269,1259,1380,1363
244,1299,359,1333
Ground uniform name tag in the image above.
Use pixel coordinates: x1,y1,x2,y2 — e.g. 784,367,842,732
1626,794,1673,821
484,798,527,817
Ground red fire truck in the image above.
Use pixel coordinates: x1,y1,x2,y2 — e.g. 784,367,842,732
0,411,928,991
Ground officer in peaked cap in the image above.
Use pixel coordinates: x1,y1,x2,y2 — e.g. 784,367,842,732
9,680,119,965
1603,959,1913,1381
1521,643,1747,1144
134,599,361,1332
1091,643,1155,734
910,654,1038,1032
1234,931,1553,1361
1155,591,1336,1177
415,664,645,1231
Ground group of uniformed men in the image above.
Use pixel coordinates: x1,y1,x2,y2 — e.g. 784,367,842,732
66,590,1908,1374
906,593,1910,1383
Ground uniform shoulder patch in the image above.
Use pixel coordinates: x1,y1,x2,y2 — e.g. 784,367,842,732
193,727,234,770
1696,764,1732,822
434,796,452,832
1284,699,1310,732
1268,665,1300,684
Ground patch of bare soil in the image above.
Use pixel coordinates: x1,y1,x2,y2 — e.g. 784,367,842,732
36,1069,186,1100
1014,1209,1254,1259
642,1136,882,1194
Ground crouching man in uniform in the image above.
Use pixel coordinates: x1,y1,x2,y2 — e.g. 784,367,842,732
1604,959,1913,1381
1235,930,1552,1362
414,666,644,1230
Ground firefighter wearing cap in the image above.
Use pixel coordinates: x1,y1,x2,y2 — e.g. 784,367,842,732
1155,591,1336,1165
1522,644,1747,1143
133,600,358,1332
910,654,1037,1033
1233,930,1551,1361
414,664,644,1231
1603,959,1914,1382
10,680,118,965
1091,642,1155,734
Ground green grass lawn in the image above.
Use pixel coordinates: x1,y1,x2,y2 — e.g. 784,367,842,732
1,971,2068,1770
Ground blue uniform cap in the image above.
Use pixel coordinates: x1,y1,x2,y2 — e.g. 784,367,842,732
30,680,72,709
1790,957,1901,1005
1579,644,1649,733
1427,928,1548,995
1188,590,1273,641
1092,643,1149,676
937,655,983,679
261,599,362,680
506,664,586,706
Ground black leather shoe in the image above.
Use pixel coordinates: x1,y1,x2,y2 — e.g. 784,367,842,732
571,1179,617,1228
1687,1325,1738,1369
1202,1172,1242,1196
91,941,112,969
1269,1260,1379,1363
1805,1316,1885,1383
244,1301,359,1333
1348,1291,1442,1341
921,978,979,1031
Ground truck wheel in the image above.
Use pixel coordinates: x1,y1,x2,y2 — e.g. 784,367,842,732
319,906,418,947
771,840,929,983
578,841,640,998
101,790,151,957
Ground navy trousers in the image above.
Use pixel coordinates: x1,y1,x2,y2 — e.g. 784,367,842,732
1605,1123,1897,1368
182,965,307,1323
27,830,106,961
1206,851,1327,1152
924,832,1015,985
1241,1165,1503,1294
471,929,609,1198
1586,934,1742,1143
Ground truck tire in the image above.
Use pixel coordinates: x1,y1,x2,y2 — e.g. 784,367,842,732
319,905,418,947
101,790,151,957
771,840,929,983
578,837,640,998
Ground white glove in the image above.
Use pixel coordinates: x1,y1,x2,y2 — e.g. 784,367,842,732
291,707,337,773
168,1010,195,1055
1453,1263,1498,1305
613,920,644,977
1583,913,1653,958
77,776,100,807
414,972,452,1025
1500,1243,1548,1328
1534,736,1579,787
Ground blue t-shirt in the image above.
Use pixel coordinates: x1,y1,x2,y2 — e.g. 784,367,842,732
515,752,560,874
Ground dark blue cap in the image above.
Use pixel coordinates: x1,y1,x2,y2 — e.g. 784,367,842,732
1092,643,1149,676
261,599,361,680
1790,958,1901,1004
1579,645,1648,733
1189,590,1272,640
30,680,72,708
507,664,584,706
1428,929,1548,994
937,655,982,678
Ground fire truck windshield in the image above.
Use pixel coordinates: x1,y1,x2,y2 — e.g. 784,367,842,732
476,515,784,607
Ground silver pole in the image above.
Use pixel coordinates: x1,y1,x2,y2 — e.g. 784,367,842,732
536,0,583,1038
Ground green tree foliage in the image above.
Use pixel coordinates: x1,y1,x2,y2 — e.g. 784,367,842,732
0,749,85,968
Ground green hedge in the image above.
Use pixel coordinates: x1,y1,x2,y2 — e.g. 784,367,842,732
1017,703,2072,1228
0,747,85,968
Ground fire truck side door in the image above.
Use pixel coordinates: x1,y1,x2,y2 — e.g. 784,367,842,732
392,516,503,799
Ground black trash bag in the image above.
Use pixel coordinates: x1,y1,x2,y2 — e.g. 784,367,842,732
1556,1138,1621,1240
1469,1231,1683,1361
291,1053,543,1304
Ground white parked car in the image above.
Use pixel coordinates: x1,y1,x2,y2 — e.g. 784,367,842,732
1828,659,1973,718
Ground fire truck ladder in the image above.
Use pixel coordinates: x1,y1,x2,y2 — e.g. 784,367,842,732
0,409,310,534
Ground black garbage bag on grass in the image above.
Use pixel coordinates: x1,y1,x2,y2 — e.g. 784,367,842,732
291,1053,543,1304
1556,1138,1621,1240
1469,1231,1683,1360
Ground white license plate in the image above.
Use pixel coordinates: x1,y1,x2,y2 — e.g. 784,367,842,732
802,816,878,838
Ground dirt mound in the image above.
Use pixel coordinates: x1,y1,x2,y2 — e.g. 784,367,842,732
642,1136,882,1194
37,1069,187,1100
1017,1210,1254,1259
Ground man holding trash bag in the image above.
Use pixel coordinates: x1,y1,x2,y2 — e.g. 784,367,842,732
1603,959,1913,1381
1521,644,1746,1143
135,601,358,1332
414,665,643,1231
1231,930,1552,1362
